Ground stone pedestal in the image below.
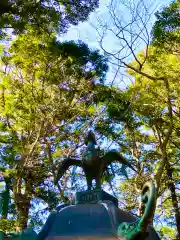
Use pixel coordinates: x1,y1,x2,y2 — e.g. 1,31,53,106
75,190,118,207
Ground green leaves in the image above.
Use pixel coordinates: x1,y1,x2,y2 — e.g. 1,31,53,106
158,226,176,239
0,0,99,39
87,105,97,114
152,0,180,52
0,219,16,232
0,29,109,231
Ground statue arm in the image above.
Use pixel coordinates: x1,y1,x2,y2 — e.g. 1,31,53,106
54,158,81,185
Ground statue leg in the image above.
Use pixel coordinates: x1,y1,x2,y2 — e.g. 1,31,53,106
95,176,101,190
86,177,92,191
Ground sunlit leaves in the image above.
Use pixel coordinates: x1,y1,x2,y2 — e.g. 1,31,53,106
0,26,110,230
0,219,16,232
125,32,180,238
152,0,180,52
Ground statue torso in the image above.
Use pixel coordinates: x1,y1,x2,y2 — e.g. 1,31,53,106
83,141,99,166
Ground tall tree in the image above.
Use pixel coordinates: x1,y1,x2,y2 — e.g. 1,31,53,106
152,0,180,54
126,46,180,239
97,0,180,238
0,31,108,230
0,0,99,39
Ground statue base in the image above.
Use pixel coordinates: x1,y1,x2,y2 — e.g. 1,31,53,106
75,189,118,207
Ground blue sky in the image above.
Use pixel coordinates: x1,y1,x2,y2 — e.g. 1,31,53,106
60,0,172,48
58,0,172,89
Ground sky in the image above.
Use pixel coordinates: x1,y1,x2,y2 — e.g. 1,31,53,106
58,0,172,89
60,0,172,46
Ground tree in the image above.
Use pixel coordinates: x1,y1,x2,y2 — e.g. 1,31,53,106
96,0,180,238
95,46,180,238
96,0,161,84
0,31,108,230
126,46,180,239
0,0,99,39
152,0,180,54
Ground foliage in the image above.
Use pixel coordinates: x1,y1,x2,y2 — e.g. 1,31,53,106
0,0,99,39
94,0,180,238
0,29,108,230
0,0,103,234
152,0,180,53
0,0,179,239
157,226,177,239
125,42,180,237
0,219,16,233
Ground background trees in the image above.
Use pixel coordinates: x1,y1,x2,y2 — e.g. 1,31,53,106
0,0,179,239
0,29,108,230
0,0,99,39
94,0,180,238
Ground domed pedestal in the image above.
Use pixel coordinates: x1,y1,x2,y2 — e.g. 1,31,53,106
1,190,160,240
37,190,160,240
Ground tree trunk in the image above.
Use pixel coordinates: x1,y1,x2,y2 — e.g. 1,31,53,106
15,193,31,230
13,176,31,231
1,178,11,219
166,166,180,239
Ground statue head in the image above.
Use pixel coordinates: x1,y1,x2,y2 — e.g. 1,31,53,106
84,131,97,146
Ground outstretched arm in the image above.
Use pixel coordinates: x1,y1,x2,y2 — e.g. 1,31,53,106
101,151,137,173
54,158,81,185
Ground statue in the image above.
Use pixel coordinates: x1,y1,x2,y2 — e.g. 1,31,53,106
1,131,160,240
0,181,159,240
36,181,158,240
54,131,137,190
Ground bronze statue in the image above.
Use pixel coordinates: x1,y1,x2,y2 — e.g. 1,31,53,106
1,131,158,239
54,131,137,190
1,181,158,240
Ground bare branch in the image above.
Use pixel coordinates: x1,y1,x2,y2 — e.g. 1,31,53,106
94,0,161,84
